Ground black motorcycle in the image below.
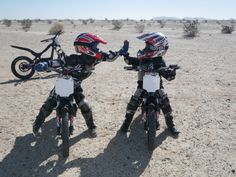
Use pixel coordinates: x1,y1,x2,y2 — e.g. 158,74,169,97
125,64,180,150
11,31,65,80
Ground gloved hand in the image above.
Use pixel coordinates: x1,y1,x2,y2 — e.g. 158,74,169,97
167,68,176,77
34,62,49,72
118,40,129,56
166,68,176,81
108,50,119,59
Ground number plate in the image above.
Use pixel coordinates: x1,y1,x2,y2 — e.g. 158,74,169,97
143,73,160,92
55,76,74,97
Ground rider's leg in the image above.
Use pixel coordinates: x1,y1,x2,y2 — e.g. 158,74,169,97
74,89,97,136
120,87,143,132
33,89,57,133
159,89,180,135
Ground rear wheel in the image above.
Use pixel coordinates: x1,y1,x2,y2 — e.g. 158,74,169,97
11,56,35,80
147,106,157,151
61,111,70,157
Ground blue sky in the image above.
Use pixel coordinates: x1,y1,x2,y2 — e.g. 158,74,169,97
0,0,235,20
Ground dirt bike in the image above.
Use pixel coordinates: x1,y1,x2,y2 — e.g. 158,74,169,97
10,31,66,80
125,64,180,151
46,67,77,157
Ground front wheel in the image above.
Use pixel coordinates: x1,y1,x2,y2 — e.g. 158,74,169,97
11,56,35,80
147,106,157,151
61,111,70,157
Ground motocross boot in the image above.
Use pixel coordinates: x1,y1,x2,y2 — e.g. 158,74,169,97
165,112,180,136
33,95,56,136
120,114,133,133
80,101,97,137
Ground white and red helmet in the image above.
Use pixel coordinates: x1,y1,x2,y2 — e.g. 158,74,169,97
136,32,169,59
74,33,107,59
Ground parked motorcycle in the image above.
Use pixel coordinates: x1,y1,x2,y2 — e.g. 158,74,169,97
10,31,65,80
125,64,180,150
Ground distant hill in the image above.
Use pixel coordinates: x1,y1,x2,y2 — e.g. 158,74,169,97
152,16,216,21
152,16,180,20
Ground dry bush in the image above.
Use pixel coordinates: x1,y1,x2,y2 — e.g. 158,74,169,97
70,20,76,28
183,20,199,37
47,20,53,24
3,19,12,27
89,18,95,23
112,20,123,30
147,22,152,27
82,20,89,25
216,20,222,25
221,25,235,34
158,20,166,28
34,19,41,23
135,23,145,33
49,22,64,35
20,19,32,32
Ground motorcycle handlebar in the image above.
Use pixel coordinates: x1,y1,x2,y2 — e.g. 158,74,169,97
40,31,63,43
124,65,181,72
47,67,76,75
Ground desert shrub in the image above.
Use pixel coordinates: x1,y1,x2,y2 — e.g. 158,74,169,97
20,19,32,32
3,19,12,27
135,23,145,33
112,20,123,30
221,25,235,34
34,19,41,23
183,20,199,37
47,20,53,24
147,22,152,27
158,20,166,28
140,19,146,23
216,20,221,25
70,20,76,28
82,20,89,25
89,18,95,23
49,22,64,35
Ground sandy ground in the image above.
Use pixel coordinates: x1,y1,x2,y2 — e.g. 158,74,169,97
0,20,235,177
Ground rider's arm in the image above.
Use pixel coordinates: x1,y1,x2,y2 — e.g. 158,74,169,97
100,40,129,62
100,51,119,62
158,58,176,81
124,54,140,68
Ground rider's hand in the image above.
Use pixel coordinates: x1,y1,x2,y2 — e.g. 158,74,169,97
118,40,129,56
108,50,119,59
167,68,176,77
34,62,49,72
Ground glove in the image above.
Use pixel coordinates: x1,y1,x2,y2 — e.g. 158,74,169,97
167,68,176,77
166,68,176,81
118,40,129,56
34,62,49,72
108,50,119,59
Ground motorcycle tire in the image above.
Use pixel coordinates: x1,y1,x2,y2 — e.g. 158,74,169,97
11,56,35,80
61,111,70,157
147,106,157,151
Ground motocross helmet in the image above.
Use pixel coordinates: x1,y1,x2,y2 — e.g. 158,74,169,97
136,32,169,59
74,33,107,59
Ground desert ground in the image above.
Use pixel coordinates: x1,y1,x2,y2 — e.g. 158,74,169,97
0,20,235,177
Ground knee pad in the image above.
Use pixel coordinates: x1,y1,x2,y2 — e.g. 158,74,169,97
126,95,141,114
134,88,144,98
78,99,91,113
42,98,57,113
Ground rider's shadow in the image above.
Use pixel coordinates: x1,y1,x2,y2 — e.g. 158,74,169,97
0,115,170,177
0,73,58,86
0,118,89,177
46,114,170,177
